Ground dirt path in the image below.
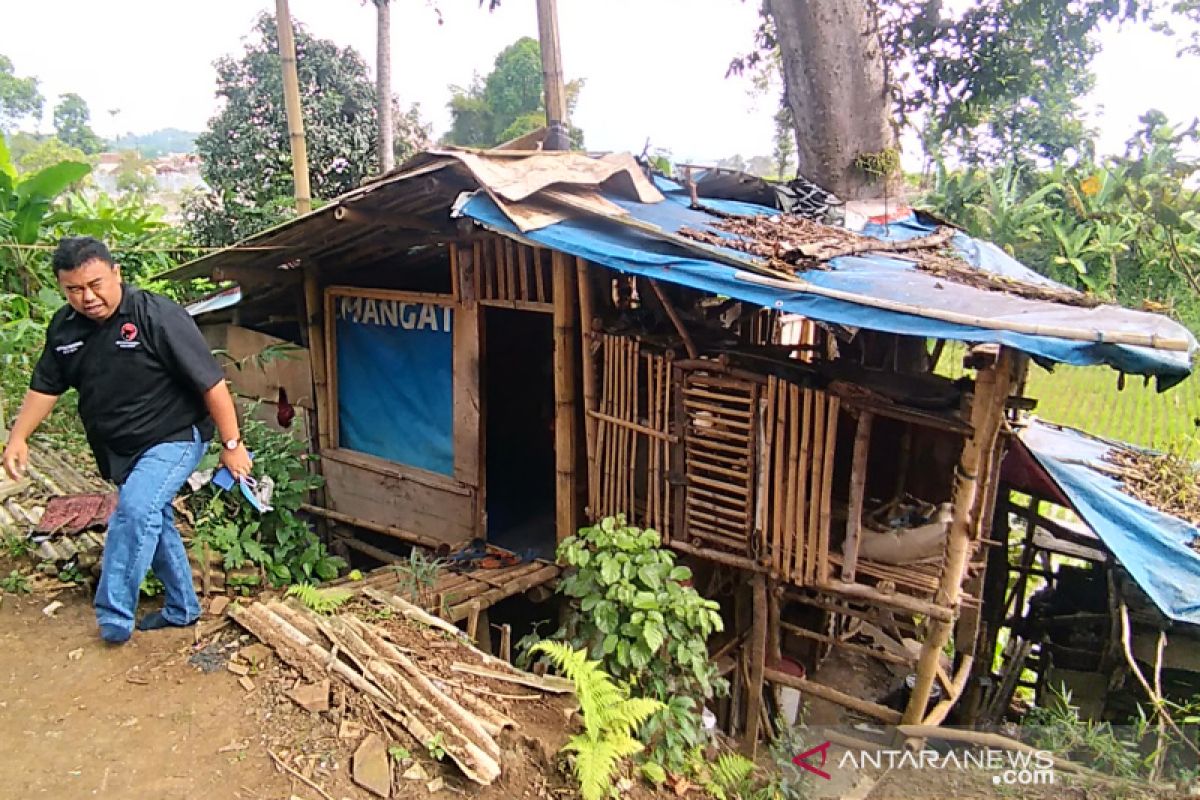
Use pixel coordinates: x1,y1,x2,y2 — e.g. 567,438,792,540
0,589,291,800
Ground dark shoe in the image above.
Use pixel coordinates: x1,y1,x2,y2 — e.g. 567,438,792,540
136,611,197,631
99,623,132,643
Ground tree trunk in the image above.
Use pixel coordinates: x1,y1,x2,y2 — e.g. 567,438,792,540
766,0,896,200
375,0,394,173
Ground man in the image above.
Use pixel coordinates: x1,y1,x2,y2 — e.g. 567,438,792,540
2,237,252,643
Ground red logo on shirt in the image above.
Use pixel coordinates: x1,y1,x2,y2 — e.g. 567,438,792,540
120,323,139,342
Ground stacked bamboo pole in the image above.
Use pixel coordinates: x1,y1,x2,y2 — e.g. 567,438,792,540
552,252,579,543
230,598,577,785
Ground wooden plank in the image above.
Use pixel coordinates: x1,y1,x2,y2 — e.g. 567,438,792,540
478,299,554,313
817,396,839,585
453,300,481,491
221,325,315,409
325,285,456,305
841,411,874,584
764,668,902,724
552,251,579,543
795,388,812,584
519,246,531,302
322,454,475,546
742,574,768,754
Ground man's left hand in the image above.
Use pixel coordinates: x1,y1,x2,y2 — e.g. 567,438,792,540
220,443,253,481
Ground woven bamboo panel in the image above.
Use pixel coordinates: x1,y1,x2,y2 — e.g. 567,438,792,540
589,334,672,537
762,376,839,586
681,371,759,557
473,238,553,310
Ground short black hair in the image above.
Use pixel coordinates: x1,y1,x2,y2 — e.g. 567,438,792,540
52,237,114,274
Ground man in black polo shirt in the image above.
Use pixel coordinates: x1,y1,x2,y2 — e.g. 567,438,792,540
2,237,252,643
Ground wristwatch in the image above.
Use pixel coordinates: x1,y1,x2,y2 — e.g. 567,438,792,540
223,437,241,451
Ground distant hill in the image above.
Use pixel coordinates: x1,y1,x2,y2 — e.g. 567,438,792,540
108,128,198,157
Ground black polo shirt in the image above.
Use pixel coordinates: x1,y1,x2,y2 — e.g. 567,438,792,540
30,285,224,484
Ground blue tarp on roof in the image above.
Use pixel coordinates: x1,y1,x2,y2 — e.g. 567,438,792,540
1018,421,1200,625
461,190,1196,387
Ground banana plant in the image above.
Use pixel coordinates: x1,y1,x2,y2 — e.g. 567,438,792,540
0,134,92,294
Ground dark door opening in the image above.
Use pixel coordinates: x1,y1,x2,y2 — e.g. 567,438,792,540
483,308,556,560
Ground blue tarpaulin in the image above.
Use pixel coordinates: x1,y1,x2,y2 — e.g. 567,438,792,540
333,294,455,476
1017,421,1200,624
461,190,1196,387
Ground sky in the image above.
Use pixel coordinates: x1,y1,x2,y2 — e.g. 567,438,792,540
2,0,1198,165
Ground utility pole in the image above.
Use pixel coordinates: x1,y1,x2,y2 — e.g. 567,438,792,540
375,0,395,173
275,0,312,213
535,0,569,151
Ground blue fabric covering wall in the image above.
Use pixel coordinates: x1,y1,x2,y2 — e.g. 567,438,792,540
334,295,454,476
1019,422,1200,624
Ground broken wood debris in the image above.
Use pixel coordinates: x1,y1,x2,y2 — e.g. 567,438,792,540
1104,446,1200,532
229,594,573,786
678,214,1098,307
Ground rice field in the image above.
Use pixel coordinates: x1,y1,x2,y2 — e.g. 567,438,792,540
935,343,1200,457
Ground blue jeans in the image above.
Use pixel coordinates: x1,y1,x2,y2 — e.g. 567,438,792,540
95,427,206,642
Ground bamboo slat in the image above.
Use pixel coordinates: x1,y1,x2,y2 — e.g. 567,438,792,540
807,392,826,586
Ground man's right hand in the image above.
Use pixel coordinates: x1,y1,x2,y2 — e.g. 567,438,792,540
3,437,29,481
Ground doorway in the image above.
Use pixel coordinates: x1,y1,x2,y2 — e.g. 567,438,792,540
483,308,556,560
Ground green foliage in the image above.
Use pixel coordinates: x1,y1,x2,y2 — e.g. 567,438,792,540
552,515,726,774
1026,686,1150,779
923,112,1200,336
388,745,411,763
0,569,30,593
0,54,43,132
185,13,427,247
392,548,445,610
7,134,90,177
445,37,584,149
531,641,664,800
425,732,447,761
139,571,163,596
113,150,156,196
853,148,900,180
286,583,352,614
109,128,198,158
186,405,343,587
1,532,32,558
52,93,104,155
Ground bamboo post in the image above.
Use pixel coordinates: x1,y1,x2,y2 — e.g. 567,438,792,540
901,349,1016,726
841,411,874,584
576,258,598,516
535,0,569,151
374,0,394,173
742,573,768,754
552,252,580,543
274,0,311,214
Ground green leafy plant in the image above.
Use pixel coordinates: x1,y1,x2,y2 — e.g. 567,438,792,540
388,745,411,763
139,571,163,596
0,569,31,594
286,583,352,615
187,402,343,587
531,641,664,800
393,548,445,610
1,532,32,559
425,732,446,762
552,515,727,775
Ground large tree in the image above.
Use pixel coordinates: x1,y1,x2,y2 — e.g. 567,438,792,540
445,36,584,148
0,54,43,133
746,0,1198,198
185,13,428,245
52,93,104,155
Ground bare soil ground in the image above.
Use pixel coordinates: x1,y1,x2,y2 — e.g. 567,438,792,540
0,582,1174,800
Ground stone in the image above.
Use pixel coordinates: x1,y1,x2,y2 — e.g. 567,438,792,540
226,662,250,677
287,679,330,713
208,596,231,616
352,733,391,798
338,720,364,740
238,676,255,693
239,643,271,668
426,777,444,793
401,763,428,781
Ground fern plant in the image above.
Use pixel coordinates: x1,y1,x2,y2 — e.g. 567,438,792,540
286,583,352,615
531,641,664,800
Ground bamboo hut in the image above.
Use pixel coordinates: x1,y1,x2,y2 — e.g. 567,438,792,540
166,148,1196,739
